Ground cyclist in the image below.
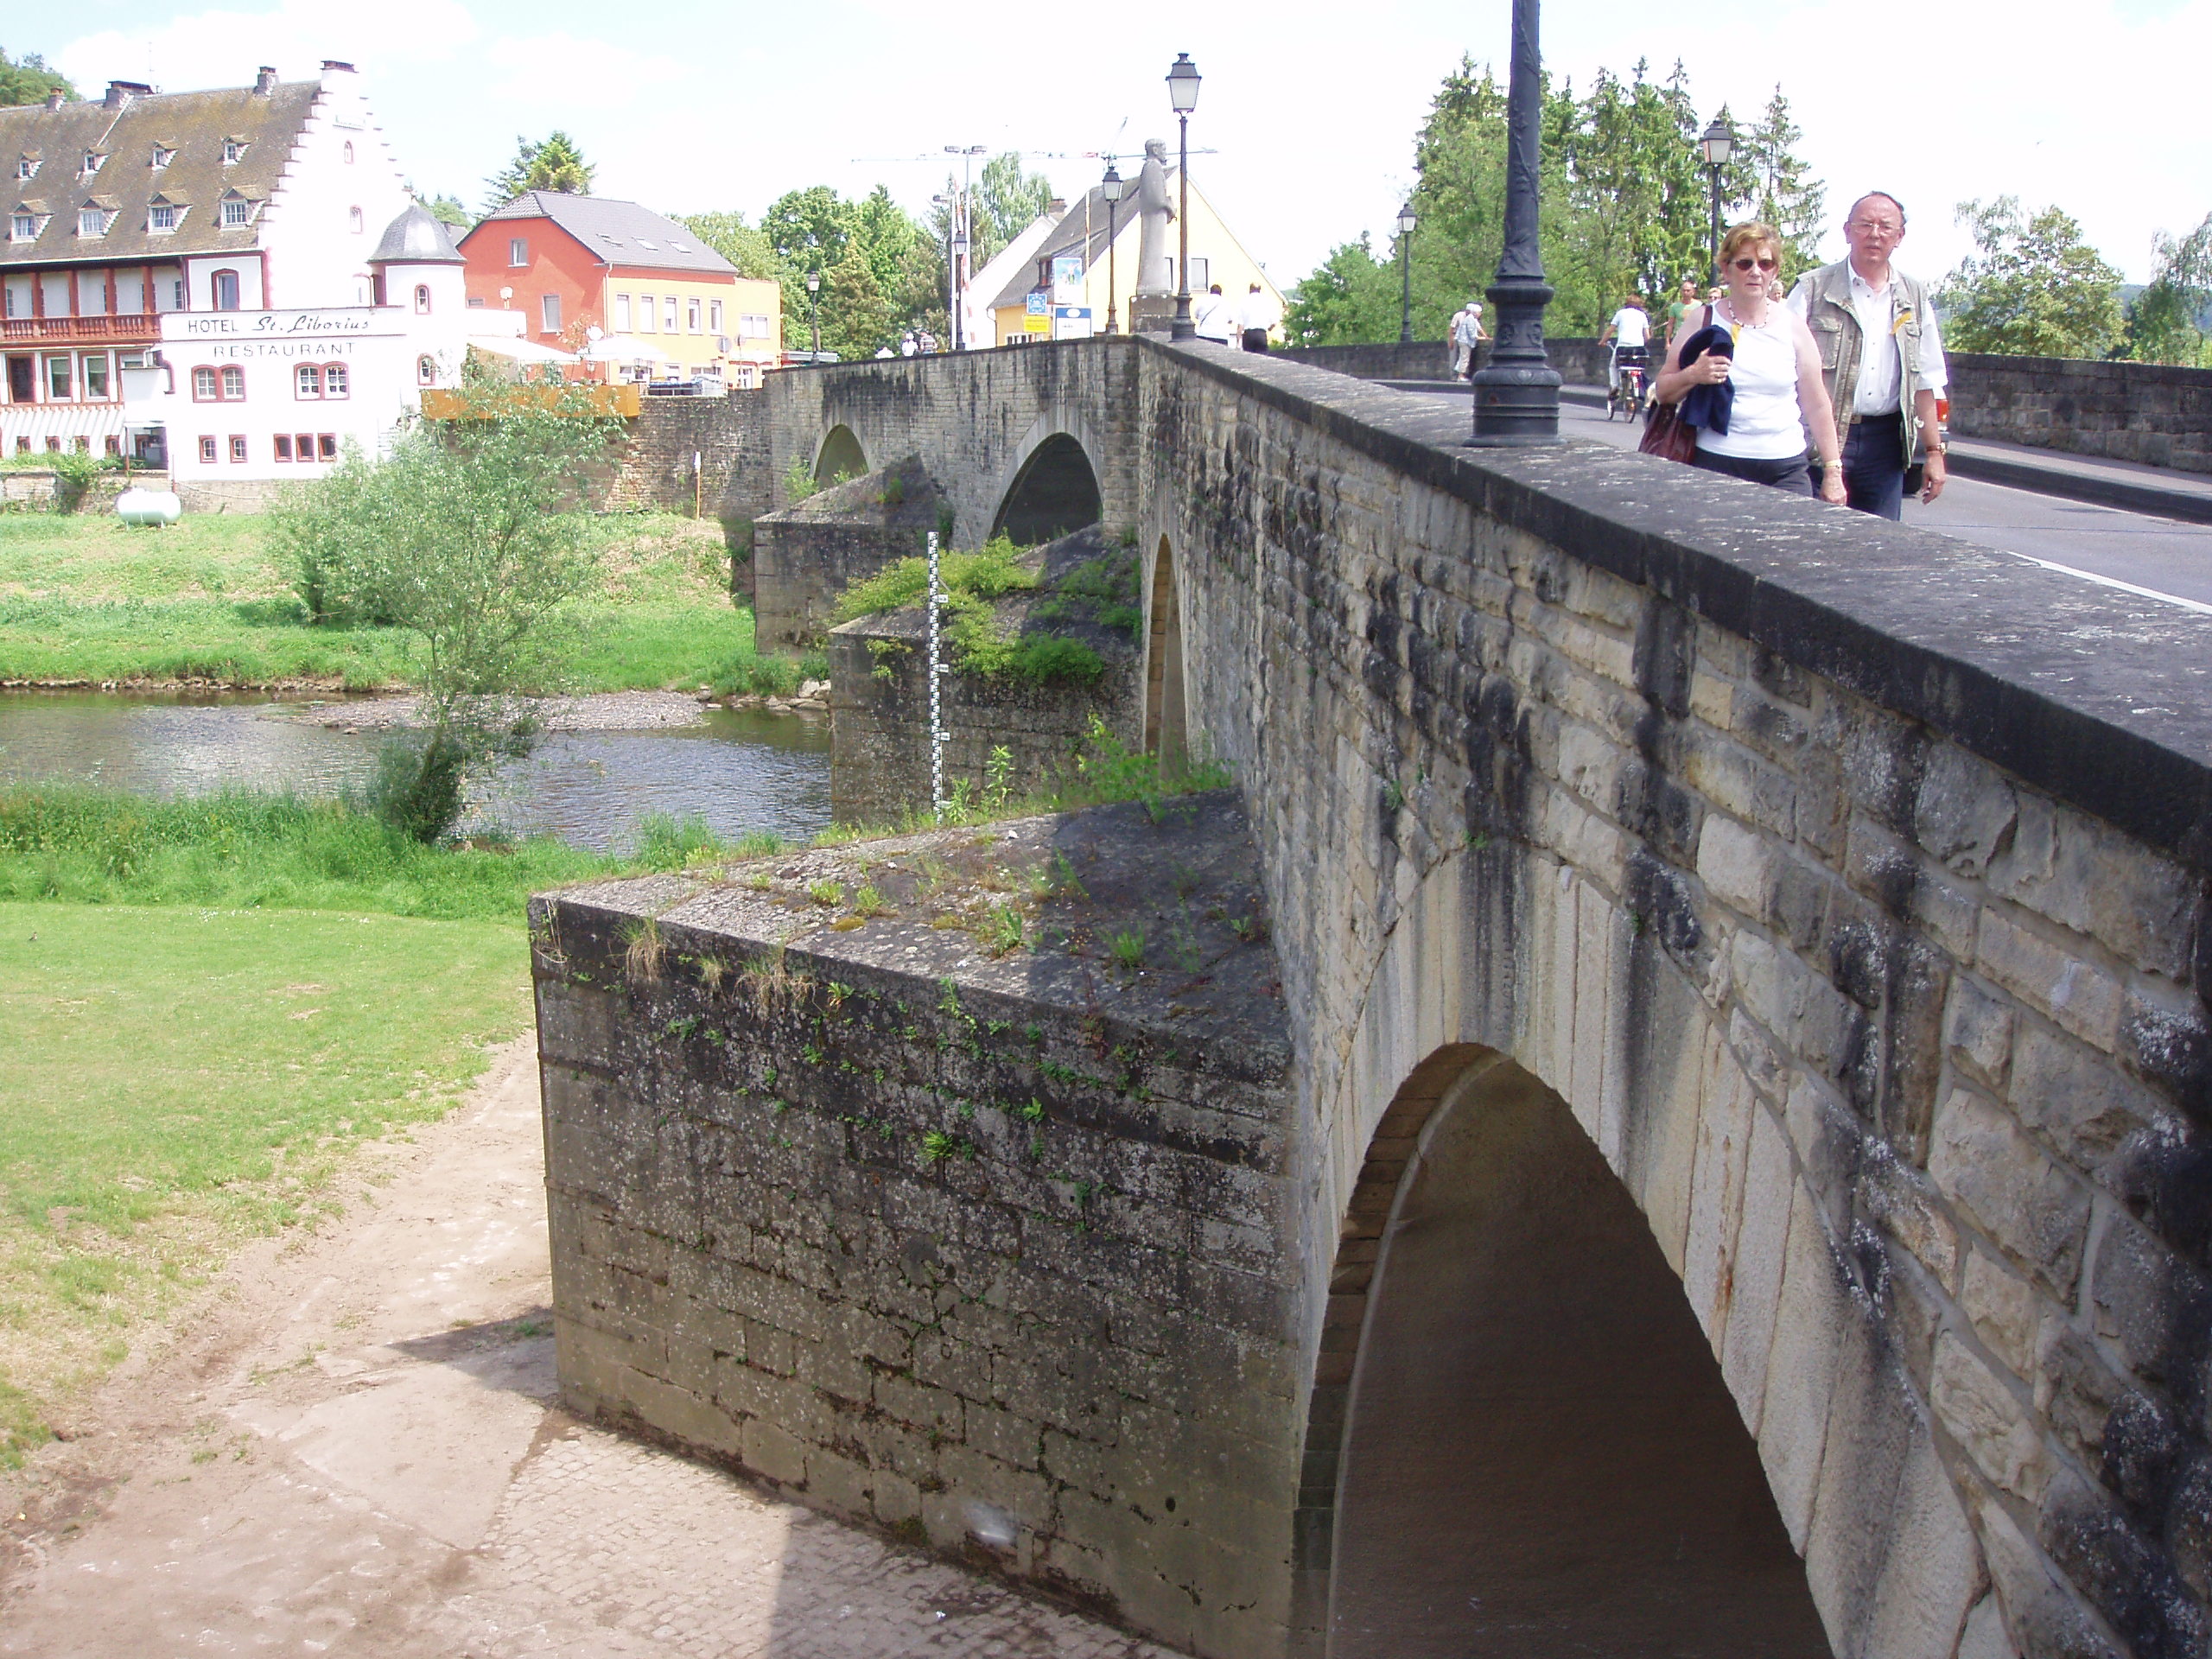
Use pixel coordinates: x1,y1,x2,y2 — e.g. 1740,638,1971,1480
1601,295,1653,413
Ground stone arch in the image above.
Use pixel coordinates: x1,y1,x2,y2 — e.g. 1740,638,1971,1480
1321,1044,1831,1656
1288,845,1988,1658
990,431,1102,545
1144,535,1188,770
813,424,867,487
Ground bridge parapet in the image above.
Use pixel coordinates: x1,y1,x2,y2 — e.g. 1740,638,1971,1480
1137,339,2212,1658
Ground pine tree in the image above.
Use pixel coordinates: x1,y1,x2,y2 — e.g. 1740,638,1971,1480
484,132,594,210
1737,87,1826,279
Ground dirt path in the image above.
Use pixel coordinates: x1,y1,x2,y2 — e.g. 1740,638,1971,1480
0,1040,1171,1657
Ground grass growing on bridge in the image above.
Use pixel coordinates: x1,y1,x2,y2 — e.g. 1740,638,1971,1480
0,511,756,692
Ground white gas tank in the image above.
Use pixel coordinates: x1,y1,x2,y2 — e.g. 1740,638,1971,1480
116,486,182,527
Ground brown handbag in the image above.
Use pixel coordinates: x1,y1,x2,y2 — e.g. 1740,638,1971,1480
1640,302,1707,464
1639,398,1699,463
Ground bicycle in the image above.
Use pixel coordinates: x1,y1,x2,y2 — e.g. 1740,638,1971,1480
1607,346,1649,421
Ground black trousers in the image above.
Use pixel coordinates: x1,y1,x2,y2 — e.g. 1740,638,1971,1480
1241,328,1269,353
1692,448,1814,495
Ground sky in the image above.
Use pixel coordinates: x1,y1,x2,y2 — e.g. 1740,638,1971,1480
20,0,2212,287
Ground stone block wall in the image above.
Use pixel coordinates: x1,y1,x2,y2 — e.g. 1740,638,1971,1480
752,458,944,648
1948,354,2212,475
1276,336,1607,386
532,797,1300,1656
604,390,779,518
824,524,1143,824
1138,342,2212,1659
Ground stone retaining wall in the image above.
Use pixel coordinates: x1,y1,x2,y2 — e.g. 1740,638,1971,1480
1946,353,2212,475
533,795,1299,1657
753,459,944,648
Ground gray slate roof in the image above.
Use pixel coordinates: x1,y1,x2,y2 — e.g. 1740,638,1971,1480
1,81,319,268
470,192,738,276
984,178,1155,312
369,200,463,264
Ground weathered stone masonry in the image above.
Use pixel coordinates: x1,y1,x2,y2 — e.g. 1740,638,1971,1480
533,797,1300,1657
547,334,2212,1659
1135,342,2212,1659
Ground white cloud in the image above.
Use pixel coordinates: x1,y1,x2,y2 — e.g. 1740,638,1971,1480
54,0,482,93
46,0,2212,284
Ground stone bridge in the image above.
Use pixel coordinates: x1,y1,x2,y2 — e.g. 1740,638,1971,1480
540,337,2212,1659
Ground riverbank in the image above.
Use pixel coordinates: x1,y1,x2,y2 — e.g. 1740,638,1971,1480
0,510,787,694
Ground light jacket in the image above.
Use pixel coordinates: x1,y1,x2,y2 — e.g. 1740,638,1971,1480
1793,258,1936,463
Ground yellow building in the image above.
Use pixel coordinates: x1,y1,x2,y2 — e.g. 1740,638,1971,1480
982,172,1282,346
461,193,783,387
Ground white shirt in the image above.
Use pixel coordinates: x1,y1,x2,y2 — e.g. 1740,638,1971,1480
1192,290,1236,340
1607,306,1651,348
1452,307,1484,346
1789,263,1948,416
1695,308,1809,461
1238,289,1281,332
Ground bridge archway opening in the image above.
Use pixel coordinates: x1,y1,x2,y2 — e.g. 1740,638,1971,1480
990,432,1102,544
1144,537,1188,772
814,425,867,487
1326,1052,1829,1658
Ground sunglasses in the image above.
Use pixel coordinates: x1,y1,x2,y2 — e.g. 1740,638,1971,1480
1732,257,1779,272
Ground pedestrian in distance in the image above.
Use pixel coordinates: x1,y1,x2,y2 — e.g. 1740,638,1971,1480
1788,191,1949,518
1653,221,1845,503
1192,283,1237,344
1450,299,1485,379
1664,276,1700,351
1239,282,1280,353
1599,295,1652,395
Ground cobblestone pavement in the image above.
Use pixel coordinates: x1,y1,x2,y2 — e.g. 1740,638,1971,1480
0,1039,1173,1658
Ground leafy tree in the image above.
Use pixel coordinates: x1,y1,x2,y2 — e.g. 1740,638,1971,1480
423,194,472,231
975,152,1053,265
679,210,782,279
0,48,73,107
1737,86,1825,279
2124,212,2212,366
1942,197,2124,359
761,184,944,359
271,382,621,841
1287,57,1821,342
484,131,594,210
1283,236,1400,346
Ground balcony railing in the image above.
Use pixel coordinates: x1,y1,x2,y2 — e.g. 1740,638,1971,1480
0,315,159,343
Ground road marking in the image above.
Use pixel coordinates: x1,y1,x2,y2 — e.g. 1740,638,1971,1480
2004,552,2212,617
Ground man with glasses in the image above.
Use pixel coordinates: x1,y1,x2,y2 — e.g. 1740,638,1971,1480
1788,192,1948,518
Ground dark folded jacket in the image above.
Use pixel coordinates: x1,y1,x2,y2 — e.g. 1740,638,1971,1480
1674,323,1736,435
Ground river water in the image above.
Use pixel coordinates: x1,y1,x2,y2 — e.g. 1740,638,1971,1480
0,691,834,851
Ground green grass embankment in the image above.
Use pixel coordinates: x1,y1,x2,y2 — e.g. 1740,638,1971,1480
0,511,764,692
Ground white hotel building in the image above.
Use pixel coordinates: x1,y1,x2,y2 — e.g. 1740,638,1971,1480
3,63,468,505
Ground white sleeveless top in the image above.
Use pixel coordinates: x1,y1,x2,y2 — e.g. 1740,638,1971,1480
1694,305,1809,461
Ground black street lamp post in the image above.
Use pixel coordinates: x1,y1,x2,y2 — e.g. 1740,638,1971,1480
806,269,821,359
1101,162,1124,334
1395,201,1417,345
1468,0,1560,445
1700,116,1733,287
1166,54,1200,340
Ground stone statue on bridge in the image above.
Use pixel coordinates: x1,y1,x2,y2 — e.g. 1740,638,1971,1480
1134,138,1175,296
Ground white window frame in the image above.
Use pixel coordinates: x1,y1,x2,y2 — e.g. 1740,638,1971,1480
77,207,109,238
508,237,528,267
664,296,677,332
8,213,35,243
149,202,178,233
322,362,348,398
614,294,631,332
539,293,561,334
222,139,245,164
222,197,255,229
638,295,655,334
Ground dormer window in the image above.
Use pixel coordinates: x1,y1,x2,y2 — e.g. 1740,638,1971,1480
222,195,257,229
78,205,113,238
81,152,105,178
9,212,36,243
223,138,246,165
13,156,36,181
343,142,353,164
151,145,176,170
149,201,181,233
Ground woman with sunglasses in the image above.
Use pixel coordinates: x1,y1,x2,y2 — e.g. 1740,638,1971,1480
1654,222,1846,502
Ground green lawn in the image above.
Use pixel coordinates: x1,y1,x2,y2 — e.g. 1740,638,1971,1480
0,509,760,692
0,902,534,1465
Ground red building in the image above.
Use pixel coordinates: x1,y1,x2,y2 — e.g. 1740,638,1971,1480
457,193,781,388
